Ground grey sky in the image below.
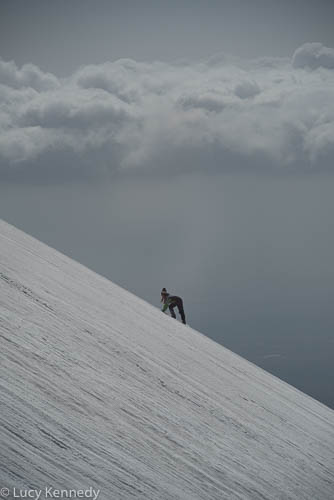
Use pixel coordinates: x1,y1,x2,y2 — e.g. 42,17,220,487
1,0,334,408
1,0,334,75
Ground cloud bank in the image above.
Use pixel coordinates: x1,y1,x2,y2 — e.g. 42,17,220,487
1,42,334,181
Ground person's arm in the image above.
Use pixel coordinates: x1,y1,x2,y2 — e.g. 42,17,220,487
162,302,169,312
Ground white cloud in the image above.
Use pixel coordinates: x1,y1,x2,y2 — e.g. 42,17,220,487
234,80,261,99
0,59,59,91
1,43,334,181
292,43,334,70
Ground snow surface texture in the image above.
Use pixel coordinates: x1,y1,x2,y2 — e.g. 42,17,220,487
0,219,333,500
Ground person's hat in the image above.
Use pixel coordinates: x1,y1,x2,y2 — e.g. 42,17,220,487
161,288,168,295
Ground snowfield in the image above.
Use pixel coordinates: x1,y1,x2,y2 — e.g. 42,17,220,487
0,219,333,500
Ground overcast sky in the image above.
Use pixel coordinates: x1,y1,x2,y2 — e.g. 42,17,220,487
2,0,334,74
1,0,334,409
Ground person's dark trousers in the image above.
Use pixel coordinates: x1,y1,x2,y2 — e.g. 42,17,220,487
169,297,186,324
168,304,177,319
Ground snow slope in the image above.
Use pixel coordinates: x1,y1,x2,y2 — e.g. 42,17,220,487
0,219,333,500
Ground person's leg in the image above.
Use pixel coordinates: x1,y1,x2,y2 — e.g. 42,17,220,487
177,299,186,324
169,305,176,319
